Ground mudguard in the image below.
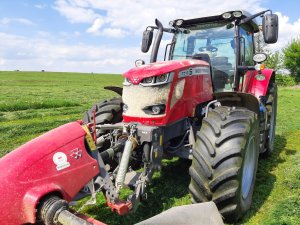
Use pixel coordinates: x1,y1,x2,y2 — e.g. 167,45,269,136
214,92,260,115
243,69,275,99
0,121,99,225
104,86,123,96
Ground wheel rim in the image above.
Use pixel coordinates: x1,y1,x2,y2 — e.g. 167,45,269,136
268,92,277,150
268,107,275,148
241,135,256,199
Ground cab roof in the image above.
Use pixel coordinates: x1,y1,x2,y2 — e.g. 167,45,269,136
173,10,259,33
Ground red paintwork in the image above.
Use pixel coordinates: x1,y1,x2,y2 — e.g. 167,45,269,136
242,69,275,99
123,60,214,126
124,60,203,84
107,200,132,215
0,122,99,225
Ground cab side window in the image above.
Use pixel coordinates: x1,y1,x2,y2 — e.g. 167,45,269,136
240,26,254,66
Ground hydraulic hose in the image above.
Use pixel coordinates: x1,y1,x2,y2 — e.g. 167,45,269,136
100,141,125,162
115,138,134,189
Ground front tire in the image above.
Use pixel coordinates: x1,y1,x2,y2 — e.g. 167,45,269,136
83,97,123,136
189,106,259,222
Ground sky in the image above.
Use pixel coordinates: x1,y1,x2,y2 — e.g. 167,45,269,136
0,0,299,74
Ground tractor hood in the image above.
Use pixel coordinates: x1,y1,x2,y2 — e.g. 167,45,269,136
122,59,213,126
123,59,209,84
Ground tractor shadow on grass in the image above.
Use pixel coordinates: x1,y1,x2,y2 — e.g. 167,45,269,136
84,158,191,225
239,134,288,224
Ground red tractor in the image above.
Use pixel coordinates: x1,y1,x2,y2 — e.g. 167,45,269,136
0,10,278,225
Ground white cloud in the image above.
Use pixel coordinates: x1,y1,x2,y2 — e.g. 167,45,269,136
53,0,264,34
53,0,100,23
0,32,139,73
0,17,34,26
0,58,6,65
87,18,104,33
101,28,128,38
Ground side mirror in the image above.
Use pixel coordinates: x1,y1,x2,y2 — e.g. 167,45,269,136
262,14,278,44
141,29,153,53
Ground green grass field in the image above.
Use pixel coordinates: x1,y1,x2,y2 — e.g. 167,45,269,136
0,71,299,225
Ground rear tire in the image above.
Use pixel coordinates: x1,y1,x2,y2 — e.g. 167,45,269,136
261,83,277,157
189,106,259,222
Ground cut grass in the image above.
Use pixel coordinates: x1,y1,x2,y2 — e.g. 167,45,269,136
0,99,80,111
0,71,299,225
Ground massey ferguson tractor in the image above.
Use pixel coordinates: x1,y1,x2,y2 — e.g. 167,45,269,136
0,10,278,225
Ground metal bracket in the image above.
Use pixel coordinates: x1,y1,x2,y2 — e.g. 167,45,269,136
93,151,118,202
205,100,221,117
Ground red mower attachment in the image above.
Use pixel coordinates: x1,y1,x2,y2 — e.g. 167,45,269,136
107,200,132,215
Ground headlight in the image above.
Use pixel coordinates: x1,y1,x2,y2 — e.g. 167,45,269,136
143,104,166,115
253,53,267,63
123,78,132,86
140,72,174,87
222,12,232,19
156,74,168,83
232,11,242,18
175,19,184,26
123,104,129,112
135,59,145,67
169,20,174,27
142,77,154,84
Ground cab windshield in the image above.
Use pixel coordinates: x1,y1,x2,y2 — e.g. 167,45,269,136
171,21,236,91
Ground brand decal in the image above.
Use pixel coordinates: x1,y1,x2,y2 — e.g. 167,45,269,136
53,152,70,171
132,77,139,84
179,66,210,78
70,148,83,159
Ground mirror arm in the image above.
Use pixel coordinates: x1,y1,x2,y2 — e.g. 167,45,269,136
240,9,271,24
147,26,175,34
237,66,256,71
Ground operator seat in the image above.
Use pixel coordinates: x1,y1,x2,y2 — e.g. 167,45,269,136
192,53,211,65
211,57,232,90
192,53,213,79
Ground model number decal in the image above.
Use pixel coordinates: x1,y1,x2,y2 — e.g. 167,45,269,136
179,66,210,78
53,152,70,171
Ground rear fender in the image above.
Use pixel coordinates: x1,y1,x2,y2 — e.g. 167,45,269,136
214,92,260,115
243,69,275,98
104,86,123,96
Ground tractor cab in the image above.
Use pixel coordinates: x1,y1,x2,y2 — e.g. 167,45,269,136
171,19,238,91
141,10,278,92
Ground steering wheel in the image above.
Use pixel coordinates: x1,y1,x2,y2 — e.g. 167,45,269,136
199,46,218,52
